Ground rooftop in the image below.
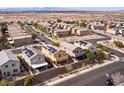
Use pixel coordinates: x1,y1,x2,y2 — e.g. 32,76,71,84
8,23,31,39
75,40,93,48
54,29,69,32
0,50,19,66
22,46,48,69
75,27,89,31
43,45,58,54
61,42,79,51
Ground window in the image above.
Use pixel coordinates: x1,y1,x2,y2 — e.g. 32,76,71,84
58,54,61,57
12,64,15,67
76,50,79,53
5,65,8,68
13,69,18,72
3,72,6,76
7,72,10,76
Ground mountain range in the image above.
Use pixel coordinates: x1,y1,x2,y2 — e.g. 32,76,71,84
0,7,124,12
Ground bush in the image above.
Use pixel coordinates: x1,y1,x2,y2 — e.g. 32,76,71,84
113,40,124,48
0,80,15,86
84,49,96,62
50,41,60,47
95,50,105,60
31,32,37,40
24,75,36,86
96,43,103,49
57,19,62,23
95,43,109,52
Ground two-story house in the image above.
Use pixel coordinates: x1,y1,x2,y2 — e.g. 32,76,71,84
0,50,21,78
41,45,69,65
60,42,84,58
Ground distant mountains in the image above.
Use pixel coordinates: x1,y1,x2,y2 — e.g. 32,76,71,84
0,7,124,12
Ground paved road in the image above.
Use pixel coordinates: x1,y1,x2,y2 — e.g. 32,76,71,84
25,25,51,44
93,30,124,42
49,60,124,86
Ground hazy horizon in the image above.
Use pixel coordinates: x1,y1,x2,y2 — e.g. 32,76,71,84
0,7,124,12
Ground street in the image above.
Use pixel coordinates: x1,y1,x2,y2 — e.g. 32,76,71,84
46,60,124,86
25,25,51,44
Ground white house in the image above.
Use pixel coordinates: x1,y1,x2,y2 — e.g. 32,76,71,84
0,50,21,78
106,29,118,35
19,46,48,69
74,40,97,52
53,29,70,37
76,28,90,36
60,42,83,58
71,27,90,36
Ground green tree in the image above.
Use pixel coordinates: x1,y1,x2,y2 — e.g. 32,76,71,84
84,49,96,63
0,22,8,36
57,19,62,23
31,32,37,40
95,50,105,61
24,75,36,86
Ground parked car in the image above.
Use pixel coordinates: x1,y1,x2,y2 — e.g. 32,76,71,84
105,74,114,86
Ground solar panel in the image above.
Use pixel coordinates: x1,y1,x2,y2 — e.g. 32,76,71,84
27,50,34,57
23,48,29,54
23,48,35,58
79,41,87,46
47,46,57,53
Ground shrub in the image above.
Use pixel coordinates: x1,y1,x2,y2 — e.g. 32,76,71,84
0,80,15,86
24,75,36,86
113,40,124,48
50,41,60,47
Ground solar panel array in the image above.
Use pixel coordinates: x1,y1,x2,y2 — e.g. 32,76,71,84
79,41,87,46
47,46,57,53
23,48,34,58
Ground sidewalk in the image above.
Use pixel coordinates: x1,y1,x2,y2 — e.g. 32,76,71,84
117,82,124,86
43,55,120,86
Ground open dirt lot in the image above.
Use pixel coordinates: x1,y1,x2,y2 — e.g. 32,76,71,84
0,12,124,22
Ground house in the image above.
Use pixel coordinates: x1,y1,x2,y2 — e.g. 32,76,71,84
75,28,91,36
110,17,124,27
106,29,119,35
7,24,34,47
40,21,51,27
56,23,75,30
41,45,69,64
7,35,33,47
71,27,90,36
74,40,97,52
0,50,21,78
107,27,124,35
63,24,75,30
53,29,70,37
60,42,83,58
92,22,105,30
19,46,48,69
